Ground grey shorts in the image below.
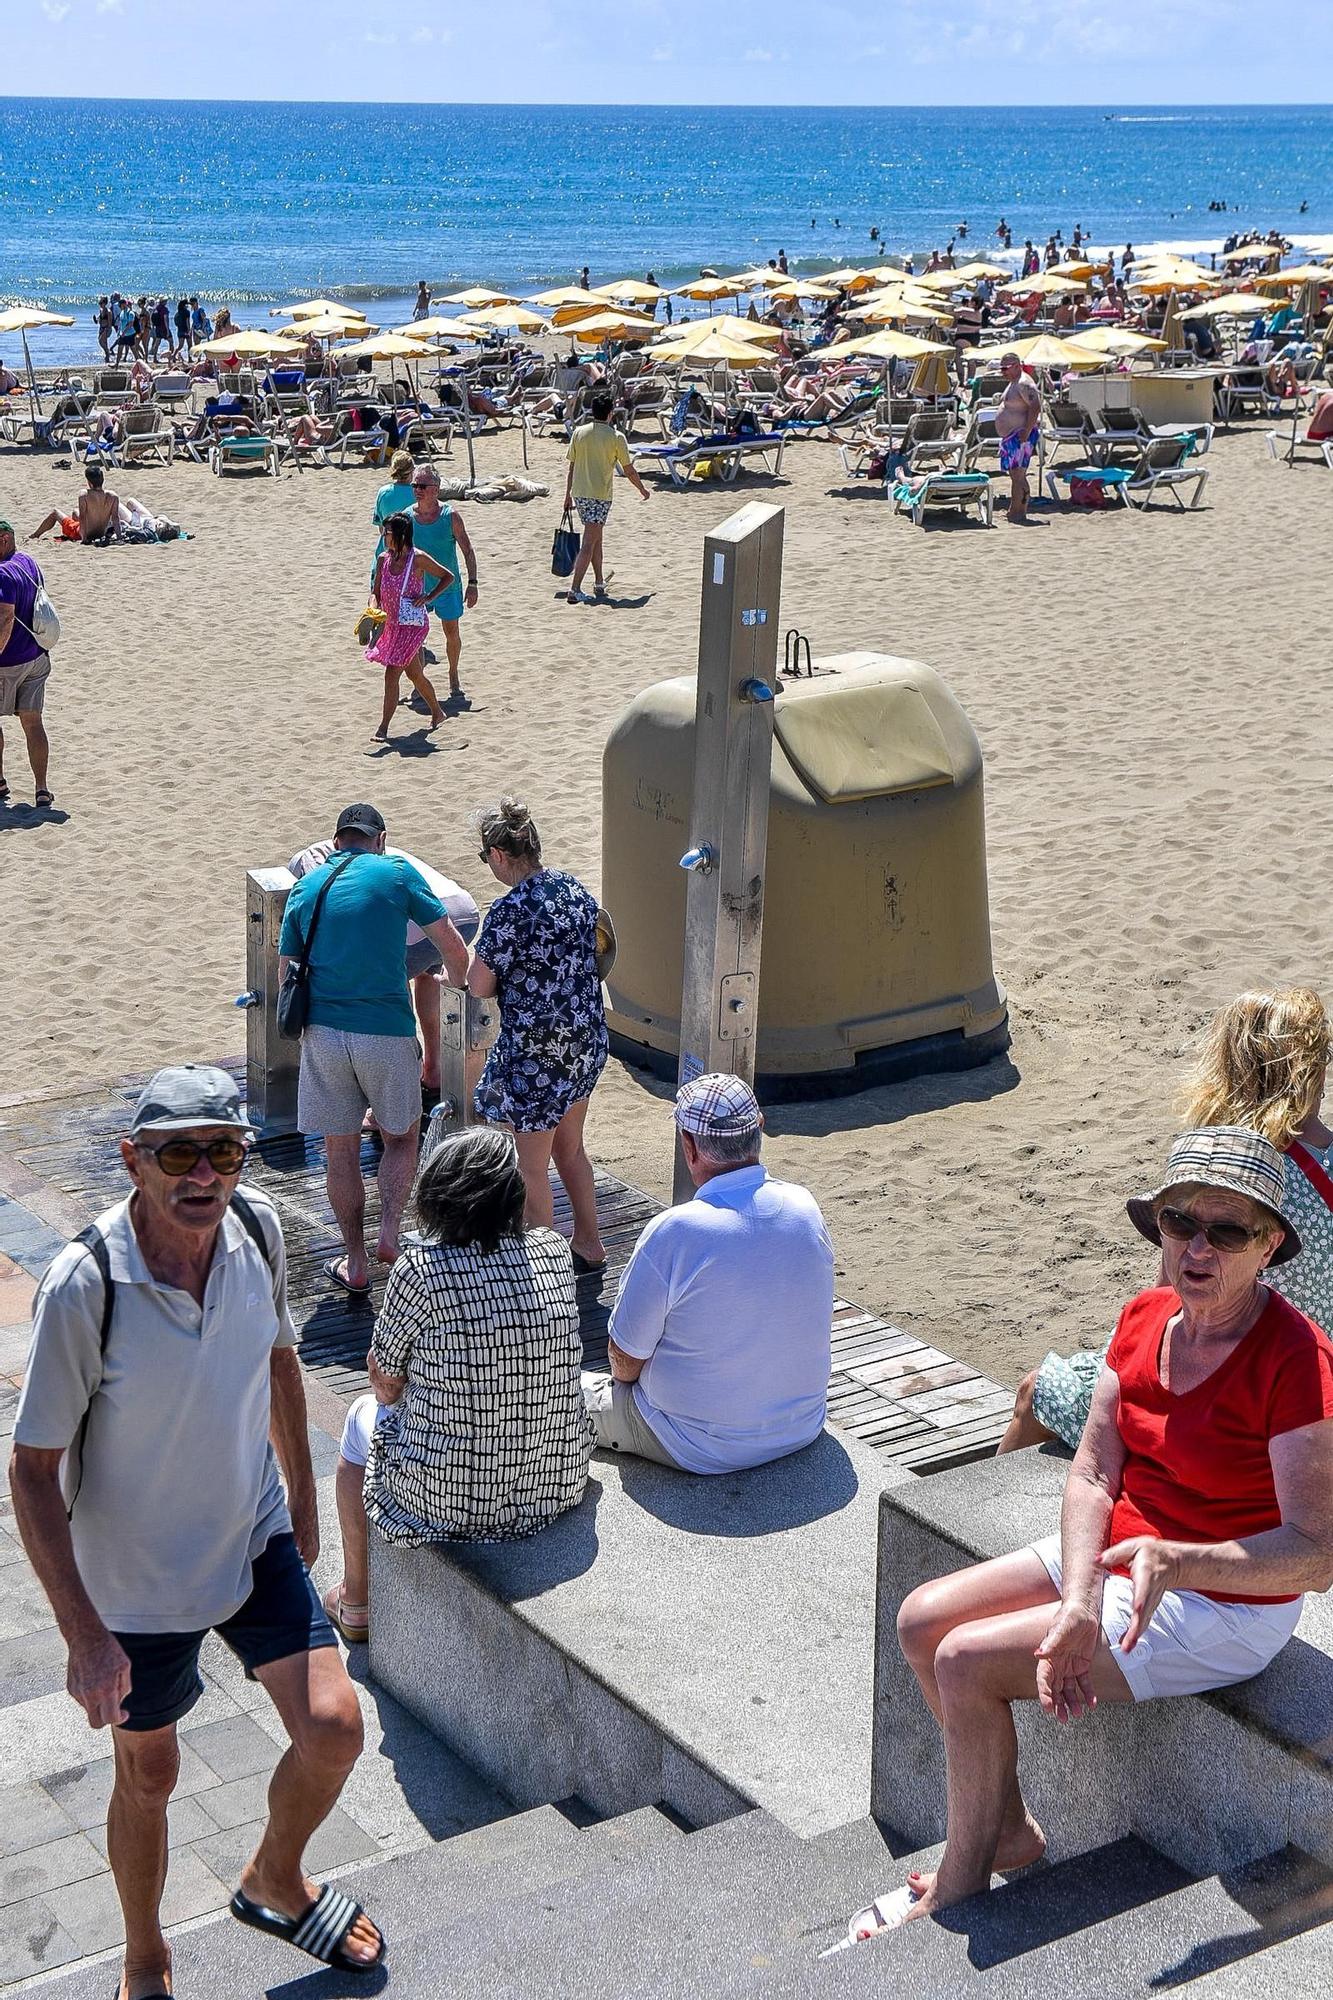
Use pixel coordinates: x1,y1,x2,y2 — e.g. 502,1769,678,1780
0,658,50,717
298,1024,421,1137
581,1372,683,1470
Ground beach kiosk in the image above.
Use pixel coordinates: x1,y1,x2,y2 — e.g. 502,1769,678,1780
602,652,1008,1098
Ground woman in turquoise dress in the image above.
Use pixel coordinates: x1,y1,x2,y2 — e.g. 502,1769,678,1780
1001,988,1333,1452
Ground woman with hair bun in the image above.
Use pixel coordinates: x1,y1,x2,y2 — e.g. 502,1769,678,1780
468,796,610,1271
1001,987,1333,1454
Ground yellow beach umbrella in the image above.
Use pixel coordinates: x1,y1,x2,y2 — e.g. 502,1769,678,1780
197,329,301,357
1177,294,1266,319
435,288,520,309
651,315,783,352
1065,326,1168,356
455,304,550,334
769,279,838,301
858,294,953,327
818,327,941,362
391,317,485,341
288,312,379,340
1131,259,1217,292
728,267,788,290
348,333,439,359
274,299,367,321
594,278,664,304
0,305,77,399
1222,244,1280,267
652,328,774,366
819,267,883,292
1046,259,1098,280
671,276,748,304
998,270,1086,298
565,310,658,345
528,286,608,310
1258,265,1331,289
553,301,656,333
964,333,1100,370
913,268,969,292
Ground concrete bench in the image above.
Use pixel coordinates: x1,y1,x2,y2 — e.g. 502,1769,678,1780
870,1450,1333,1877
370,1428,910,1838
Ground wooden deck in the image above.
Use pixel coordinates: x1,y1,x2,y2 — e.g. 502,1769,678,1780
0,1063,1010,1473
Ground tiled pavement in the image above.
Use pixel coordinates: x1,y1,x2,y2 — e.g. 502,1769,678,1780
0,1234,510,1992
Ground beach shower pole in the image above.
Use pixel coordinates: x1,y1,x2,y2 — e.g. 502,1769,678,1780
673,500,784,1203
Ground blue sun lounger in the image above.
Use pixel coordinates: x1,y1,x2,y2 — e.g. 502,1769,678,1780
890,469,993,527
630,430,787,488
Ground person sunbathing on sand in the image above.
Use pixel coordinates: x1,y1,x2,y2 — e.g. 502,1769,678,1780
30,463,120,545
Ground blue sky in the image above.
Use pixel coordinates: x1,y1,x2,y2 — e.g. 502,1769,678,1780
7,0,1324,103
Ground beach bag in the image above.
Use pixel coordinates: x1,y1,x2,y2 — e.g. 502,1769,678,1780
276,854,355,1040
16,568,60,652
550,509,579,578
1069,475,1107,509
354,606,385,646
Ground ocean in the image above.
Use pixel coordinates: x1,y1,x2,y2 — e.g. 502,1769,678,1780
2,99,1332,364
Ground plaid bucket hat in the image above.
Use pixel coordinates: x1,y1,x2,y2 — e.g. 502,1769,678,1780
1126,1125,1301,1265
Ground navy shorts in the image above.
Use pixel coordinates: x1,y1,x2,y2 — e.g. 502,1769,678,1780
112,1533,336,1733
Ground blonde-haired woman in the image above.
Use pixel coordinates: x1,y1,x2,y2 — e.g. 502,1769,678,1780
1000,987,1333,1453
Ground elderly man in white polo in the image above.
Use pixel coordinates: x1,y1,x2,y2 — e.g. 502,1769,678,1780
11,1064,385,1996
582,1073,835,1473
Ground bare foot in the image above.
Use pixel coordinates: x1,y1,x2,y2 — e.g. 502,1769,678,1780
372,727,390,742
906,1818,1045,1900
427,710,445,731
570,1238,606,1267
238,1863,382,1968
120,1949,172,1999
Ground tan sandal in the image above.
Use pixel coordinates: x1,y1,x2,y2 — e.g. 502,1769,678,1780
322,1583,369,1645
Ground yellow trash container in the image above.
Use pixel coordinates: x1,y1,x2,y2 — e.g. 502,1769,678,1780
601,652,1008,1096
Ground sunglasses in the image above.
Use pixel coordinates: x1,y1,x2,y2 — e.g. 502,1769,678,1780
1155,1205,1264,1254
137,1136,250,1177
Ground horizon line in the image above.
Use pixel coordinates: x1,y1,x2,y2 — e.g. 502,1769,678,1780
2,94,1330,111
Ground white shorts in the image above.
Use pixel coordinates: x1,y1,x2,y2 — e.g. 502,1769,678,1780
340,1392,384,1468
1032,1533,1301,1703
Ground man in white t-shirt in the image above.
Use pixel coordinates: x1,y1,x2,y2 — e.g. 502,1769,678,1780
288,835,478,1099
583,1074,834,1473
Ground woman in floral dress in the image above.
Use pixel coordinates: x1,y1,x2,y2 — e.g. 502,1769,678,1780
365,512,448,741
1000,987,1333,1452
468,796,609,1272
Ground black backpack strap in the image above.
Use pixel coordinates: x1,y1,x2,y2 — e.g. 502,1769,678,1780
231,1191,278,1282
67,1227,114,1517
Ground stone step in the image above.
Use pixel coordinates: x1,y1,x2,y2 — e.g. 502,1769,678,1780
24,1801,688,1996
734,1836,1333,1995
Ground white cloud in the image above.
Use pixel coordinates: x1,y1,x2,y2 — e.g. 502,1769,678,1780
651,42,673,59
364,27,397,42
95,0,124,13
743,44,774,59
40,0,70,20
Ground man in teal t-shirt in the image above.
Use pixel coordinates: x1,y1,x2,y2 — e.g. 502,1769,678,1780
279,802,471,1293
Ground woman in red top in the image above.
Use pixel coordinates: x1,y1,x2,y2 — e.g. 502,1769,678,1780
847,1125,1333,1945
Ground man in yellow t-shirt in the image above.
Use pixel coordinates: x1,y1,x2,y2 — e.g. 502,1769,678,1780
562,385,650,604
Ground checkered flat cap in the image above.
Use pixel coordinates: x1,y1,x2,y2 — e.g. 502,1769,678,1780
675,1073,762,1138
1126,1124,1301,1265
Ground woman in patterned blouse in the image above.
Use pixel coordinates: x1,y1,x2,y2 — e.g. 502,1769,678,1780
1001,988,1333,1454
322,1127,593,1643
468,796,610,1272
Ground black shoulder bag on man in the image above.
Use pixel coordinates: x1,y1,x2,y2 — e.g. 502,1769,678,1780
276,853,356,1040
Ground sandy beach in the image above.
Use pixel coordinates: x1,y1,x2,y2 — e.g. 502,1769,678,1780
1,417,1329,1394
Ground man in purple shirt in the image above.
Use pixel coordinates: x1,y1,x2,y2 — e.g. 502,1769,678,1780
0,519,53,809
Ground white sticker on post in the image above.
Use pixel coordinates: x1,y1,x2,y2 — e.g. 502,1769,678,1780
712,553,726,585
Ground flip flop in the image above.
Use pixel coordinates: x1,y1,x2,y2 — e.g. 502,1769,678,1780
323,1256,370,1297
571,1251,607,1277
819,1884,922,1955
230,1884,384,1974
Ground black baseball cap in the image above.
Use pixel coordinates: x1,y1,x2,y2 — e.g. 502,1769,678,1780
336,803,385,836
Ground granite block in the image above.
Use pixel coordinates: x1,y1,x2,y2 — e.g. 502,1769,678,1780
0,1830,104,1909
0,1893,81,1983
183,1711,283,1783
45,1845,231,1955
85,1791,220,1861
190,1803,379,1889
40,1740,219,1829
0,1780,76,1858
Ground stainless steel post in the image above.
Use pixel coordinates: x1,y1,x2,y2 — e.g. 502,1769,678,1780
435,988,500,1138
239,868,300,1137
673,501,784,1202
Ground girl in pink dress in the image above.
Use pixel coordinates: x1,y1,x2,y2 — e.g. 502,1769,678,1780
366,513,449,740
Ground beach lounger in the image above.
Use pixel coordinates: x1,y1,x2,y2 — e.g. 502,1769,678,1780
119,403,175,467
152,372,193,412
93,368,136,409
1042,397,1094,466
1265,422,1333,470
1215,368,1270,426
1044,463,1135,507
335,424,390,469
891,469,994,527
1122,436,1210,510
209,432,280,477
630,431,786,488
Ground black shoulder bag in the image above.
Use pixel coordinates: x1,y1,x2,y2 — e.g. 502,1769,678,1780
277,854,356,1040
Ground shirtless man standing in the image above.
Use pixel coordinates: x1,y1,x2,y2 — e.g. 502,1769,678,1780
31,464,121,545
995,353,1042,524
